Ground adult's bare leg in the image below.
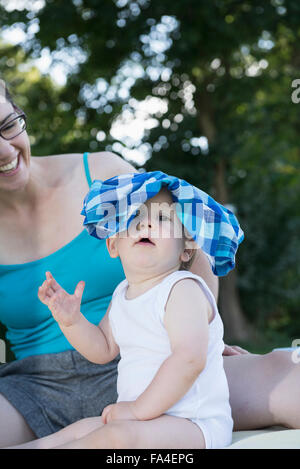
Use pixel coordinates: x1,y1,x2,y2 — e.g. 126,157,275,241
0,393,36,447
8,416,104,449
53,415,206,450
224,350,300,430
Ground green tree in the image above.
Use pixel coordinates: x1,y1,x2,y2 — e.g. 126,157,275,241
1,0,300,345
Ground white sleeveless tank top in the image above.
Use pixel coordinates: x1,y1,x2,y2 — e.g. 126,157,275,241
109,270,232,426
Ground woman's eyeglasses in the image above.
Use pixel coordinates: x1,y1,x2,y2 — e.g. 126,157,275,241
0,114,27,140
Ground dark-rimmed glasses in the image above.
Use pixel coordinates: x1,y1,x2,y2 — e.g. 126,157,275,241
0,114,27,140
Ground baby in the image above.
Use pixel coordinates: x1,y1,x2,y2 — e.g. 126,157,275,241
11,171,243,449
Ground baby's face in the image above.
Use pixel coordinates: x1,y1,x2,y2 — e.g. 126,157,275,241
106,188,190,275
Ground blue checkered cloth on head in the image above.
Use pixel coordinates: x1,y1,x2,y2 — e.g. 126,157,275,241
81,170,244,276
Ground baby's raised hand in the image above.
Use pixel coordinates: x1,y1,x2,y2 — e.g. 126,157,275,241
38,271,85,328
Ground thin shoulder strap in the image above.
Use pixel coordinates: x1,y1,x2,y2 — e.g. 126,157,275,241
83,152,92,187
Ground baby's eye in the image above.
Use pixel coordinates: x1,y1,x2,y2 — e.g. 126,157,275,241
158,213,170,222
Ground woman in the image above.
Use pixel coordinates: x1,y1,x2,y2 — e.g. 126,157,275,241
0,82,299,447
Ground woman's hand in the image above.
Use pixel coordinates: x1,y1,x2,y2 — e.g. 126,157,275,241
38,271,85,327
223,344,249,356
101,402,139,424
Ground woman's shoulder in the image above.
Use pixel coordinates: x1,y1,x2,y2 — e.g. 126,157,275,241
87,151,138,180
33,151,137,182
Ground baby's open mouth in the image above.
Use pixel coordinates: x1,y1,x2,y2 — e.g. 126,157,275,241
136,237,155,245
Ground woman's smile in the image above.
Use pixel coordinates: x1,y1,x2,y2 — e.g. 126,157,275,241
0,153,20,176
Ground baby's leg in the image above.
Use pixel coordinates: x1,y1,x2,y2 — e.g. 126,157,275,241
6,416,104,449
53,414,206,449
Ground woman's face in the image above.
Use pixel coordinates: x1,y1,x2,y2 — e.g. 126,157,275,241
0,100,31,194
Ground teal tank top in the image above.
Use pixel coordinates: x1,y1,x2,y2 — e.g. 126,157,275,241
0,152,125,360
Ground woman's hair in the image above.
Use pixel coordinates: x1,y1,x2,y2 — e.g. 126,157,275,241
0,80,22,113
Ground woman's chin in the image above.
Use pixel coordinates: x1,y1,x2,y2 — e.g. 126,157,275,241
0,153,31,189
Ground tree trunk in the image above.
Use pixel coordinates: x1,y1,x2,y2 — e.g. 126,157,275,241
214,155,254,343
196,90,253,343
218,269,252,343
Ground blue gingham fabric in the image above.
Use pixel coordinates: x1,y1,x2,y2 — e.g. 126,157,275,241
81,171,244,276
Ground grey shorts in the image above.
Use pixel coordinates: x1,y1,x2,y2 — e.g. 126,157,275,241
0,351,119,438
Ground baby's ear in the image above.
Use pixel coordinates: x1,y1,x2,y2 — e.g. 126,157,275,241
180,248,194,263
106,236,119,258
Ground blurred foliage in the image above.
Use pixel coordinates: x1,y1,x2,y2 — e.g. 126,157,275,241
0,0,300,352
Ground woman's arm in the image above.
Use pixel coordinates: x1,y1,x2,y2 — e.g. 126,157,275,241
189,248,219,302
132,279,211,420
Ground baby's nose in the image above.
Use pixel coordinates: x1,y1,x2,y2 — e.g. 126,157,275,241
137,218,152,232
140,216,152,227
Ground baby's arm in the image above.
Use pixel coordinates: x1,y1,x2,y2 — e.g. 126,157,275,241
132,278,211,420
38,272,119,364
